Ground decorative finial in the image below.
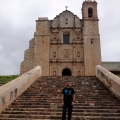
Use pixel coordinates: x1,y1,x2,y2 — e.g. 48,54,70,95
65,6,68,10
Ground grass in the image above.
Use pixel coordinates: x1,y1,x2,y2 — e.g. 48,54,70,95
0,75,19,84
117,74,120,77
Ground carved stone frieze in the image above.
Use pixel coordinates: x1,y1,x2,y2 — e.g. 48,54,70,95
62,49,71,58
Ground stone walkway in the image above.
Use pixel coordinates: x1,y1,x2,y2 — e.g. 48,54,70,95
0,76,120,120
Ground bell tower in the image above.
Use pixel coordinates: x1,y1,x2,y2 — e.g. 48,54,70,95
82,0,101,76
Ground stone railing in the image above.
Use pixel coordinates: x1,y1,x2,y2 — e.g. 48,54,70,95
0,66,41,113
96,65,120,100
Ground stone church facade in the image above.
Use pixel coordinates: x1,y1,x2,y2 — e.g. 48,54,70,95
20,0,101,76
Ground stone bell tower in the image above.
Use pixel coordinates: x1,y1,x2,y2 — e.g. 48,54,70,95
82,0,101,76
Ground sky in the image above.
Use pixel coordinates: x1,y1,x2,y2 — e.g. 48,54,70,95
0,0,120,75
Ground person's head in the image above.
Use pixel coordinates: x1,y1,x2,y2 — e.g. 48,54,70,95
66,81,71,88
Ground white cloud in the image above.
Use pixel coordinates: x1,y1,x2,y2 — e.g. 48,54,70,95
0,0,120,75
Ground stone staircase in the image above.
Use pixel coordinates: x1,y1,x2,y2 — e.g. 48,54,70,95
0,76,120,120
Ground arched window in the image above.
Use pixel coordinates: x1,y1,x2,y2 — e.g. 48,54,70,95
62,68,71,76
88,8,93,17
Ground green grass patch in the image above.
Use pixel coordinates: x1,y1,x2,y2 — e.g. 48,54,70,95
117,74,120,77
0,75,19,84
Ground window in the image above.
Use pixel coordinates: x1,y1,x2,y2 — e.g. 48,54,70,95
88,8,93,17
63,35,70,44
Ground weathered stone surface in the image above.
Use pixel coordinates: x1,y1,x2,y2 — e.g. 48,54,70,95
0,66,41,114
1,76,120,119
96,65,120,100
20,39,35,74
20,0,101,76
102,62,120,72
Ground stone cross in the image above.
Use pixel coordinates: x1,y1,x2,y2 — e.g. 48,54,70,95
65,6,68,10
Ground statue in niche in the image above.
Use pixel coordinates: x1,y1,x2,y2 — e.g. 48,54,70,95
77,52,80,57
77,70,80,76
53,70,56,76
53,52,56,58
54,33,56,39
77,33,79,39
65,18,68,24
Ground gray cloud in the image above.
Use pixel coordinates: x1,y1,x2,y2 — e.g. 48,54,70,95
0,0,120,75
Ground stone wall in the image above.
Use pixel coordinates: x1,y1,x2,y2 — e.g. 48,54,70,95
96,65,120,100
102,62,120,72
20,39,35,75
0,66,41,113
20,1,101,76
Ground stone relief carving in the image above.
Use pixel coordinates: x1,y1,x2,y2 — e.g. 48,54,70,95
53,70,56,76
62,49,71,58
77,70,81,76
53,52,56,58
77,52,80,57
54,34,56,39
51,11,81,28
75,31,81,40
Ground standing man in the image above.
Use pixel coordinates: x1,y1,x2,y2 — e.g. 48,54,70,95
62,81,75,120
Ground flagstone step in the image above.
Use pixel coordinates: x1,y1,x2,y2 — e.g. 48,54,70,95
1,76,120,119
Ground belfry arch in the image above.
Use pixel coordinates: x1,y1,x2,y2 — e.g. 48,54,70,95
88,7,93,17
62,68,72,76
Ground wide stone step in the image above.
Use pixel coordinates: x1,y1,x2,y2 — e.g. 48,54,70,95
13,100,120,104
5,108,120,113
11,102,120,106
1,114,120,120
2,111,120,116
1,76,120,120
8,105,120,109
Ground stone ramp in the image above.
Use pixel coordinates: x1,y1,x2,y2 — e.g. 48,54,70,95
0,76,120,120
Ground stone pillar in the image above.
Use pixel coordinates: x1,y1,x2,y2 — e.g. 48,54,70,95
34,18,50,76
82,1,101,76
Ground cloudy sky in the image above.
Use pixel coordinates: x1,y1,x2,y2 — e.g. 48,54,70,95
0,0,120,75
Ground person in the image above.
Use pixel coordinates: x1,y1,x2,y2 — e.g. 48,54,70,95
62,81,75,120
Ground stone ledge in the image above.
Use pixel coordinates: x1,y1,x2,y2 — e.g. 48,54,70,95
0,66,41,113
96,65,120,100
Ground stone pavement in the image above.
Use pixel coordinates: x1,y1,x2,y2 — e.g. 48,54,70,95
0,76,120,120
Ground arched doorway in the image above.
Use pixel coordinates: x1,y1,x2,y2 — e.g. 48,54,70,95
62,68,72,76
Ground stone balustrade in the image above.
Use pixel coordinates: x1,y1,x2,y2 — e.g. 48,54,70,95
0,66,41,113
96,65,120,100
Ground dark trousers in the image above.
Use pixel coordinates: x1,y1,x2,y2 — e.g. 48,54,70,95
62,103,73,120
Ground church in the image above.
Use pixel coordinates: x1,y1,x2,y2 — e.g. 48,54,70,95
20,0,101,76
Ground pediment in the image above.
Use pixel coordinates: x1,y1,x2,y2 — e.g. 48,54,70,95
51,10,81,28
